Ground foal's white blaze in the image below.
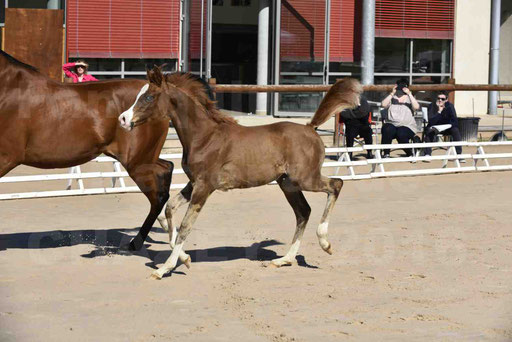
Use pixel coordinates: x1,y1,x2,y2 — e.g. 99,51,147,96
118,83,149,131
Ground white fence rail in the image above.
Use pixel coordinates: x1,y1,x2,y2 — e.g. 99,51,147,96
1,141,511,201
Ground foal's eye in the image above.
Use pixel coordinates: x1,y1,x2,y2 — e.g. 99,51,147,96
145,95,154,103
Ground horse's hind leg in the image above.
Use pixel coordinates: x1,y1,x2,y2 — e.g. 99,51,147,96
301,175,343,255
271,175,311,267
151,184,212,279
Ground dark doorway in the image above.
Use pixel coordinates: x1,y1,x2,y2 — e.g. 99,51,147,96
211,24,257,113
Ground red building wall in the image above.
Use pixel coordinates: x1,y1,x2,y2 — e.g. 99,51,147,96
376,0,455,39
67,0,180,58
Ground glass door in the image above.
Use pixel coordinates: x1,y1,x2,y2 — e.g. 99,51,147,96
273,0,328,116
188,0,211,78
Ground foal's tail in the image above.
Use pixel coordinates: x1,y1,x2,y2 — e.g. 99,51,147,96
308,78,363,128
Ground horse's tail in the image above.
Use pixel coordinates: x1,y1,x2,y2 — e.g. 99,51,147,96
307,78,363,128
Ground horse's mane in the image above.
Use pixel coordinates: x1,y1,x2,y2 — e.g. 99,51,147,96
165,73,237,125
0,49,40,73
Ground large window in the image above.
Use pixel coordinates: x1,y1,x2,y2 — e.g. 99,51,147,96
7,0,64,9
68,58,177,80
372,38,452,102
375,38,409,73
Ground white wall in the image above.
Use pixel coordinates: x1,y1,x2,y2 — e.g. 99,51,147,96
453,0,491,115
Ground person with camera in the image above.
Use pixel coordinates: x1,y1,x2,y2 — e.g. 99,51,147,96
380,78,420,158
422,91,462,160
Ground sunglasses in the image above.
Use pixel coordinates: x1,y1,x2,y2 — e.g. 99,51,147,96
437,97,447,101
76,65,85,69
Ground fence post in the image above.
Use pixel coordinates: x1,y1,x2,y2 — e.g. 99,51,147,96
111,161,126,188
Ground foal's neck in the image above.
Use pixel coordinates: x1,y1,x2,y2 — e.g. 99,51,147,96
172,96,219,151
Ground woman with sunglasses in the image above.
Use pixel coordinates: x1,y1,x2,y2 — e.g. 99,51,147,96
62,60,98,83
423,91,462,160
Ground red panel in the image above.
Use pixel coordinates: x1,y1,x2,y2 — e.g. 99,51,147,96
376,0,455,39
189,0,206,59
280,0,326,62
329,0,355,62
67,0,180,59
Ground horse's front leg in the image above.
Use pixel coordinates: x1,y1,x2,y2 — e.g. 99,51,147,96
157,182,193,238
124,161,173,251
151,184,211,280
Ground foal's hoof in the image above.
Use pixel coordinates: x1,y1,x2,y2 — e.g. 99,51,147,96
182,255,192,269
269,259,293,268
323,243,333,255
150,273,162,280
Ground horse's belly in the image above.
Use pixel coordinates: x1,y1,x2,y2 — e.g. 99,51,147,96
23,145,101,169
215,162,285,190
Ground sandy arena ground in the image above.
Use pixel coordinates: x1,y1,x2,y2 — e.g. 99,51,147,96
1,171,512,341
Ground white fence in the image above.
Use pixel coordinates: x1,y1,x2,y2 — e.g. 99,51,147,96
1,141,511,201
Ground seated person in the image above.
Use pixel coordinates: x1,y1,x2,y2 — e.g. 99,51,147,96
339,95,373,159
423,91,462,157
380,78,420,158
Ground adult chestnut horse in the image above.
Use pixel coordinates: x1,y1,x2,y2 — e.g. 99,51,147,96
119,67,362,279
0,50,172,251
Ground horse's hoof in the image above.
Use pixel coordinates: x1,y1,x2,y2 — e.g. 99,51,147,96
150,273,162,280
324,243,333,255
183,255,192,269
269,260,292,268
126,237,143,252
118,242,136,254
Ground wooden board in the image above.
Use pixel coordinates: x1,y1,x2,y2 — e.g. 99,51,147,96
4,8,64,81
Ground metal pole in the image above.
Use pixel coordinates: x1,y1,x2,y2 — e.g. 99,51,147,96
361,0,375,85
212,83,512,93
181,0,190,72
272,0,281,116
206,0,212,79
256,0,269,115
200,0,204,77
489,0,501,115
323,0,331,85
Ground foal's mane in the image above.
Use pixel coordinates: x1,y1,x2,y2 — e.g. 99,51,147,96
0,49,40,73
165,73,237,125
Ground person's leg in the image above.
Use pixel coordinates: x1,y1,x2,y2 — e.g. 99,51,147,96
344,124,357,158
380,123,396,156
396,127,415,156
422,127,437,156
449,127,463,155
359,125,373,158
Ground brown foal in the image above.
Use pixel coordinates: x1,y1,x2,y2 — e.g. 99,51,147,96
0,50,172,251
119,67,362,279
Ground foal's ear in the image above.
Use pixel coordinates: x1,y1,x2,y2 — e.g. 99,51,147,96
147,65,164,87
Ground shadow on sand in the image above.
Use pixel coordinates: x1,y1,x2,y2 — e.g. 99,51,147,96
0,227,318,269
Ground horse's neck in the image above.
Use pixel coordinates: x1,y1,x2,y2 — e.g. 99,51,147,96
173,103,218,151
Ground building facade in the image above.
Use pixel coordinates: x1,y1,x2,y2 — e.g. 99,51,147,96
0,0,509,115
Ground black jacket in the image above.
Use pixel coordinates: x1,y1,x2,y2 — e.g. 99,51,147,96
340,97,370,127
427,101,458,128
